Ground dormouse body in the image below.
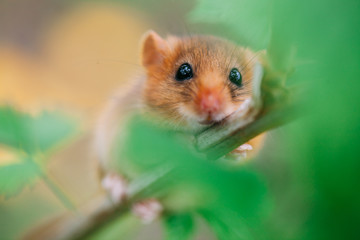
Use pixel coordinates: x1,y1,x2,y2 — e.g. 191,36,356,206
23,31,266,239
95,31,264,175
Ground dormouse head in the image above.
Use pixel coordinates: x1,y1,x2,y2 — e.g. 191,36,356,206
141,30,260,130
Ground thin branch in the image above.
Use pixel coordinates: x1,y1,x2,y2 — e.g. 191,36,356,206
196,85,302,159
25,69,302,240
24,166,174,240
40,169,77,211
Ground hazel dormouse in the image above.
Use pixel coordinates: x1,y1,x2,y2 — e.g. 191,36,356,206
95,31,265,222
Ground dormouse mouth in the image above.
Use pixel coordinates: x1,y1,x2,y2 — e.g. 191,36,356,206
198,111,236,126
199,119,216,125
198,113,218,125
198,114,225,125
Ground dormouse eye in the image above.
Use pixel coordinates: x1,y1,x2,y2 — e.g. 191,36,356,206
175,63,193,81
229,68,242,87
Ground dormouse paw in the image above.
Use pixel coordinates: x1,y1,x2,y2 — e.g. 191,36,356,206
231,143,254,160
237,143,253,156
132,199,163,224
102,172,128,204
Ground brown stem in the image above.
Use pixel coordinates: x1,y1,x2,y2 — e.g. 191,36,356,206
25,76,302,240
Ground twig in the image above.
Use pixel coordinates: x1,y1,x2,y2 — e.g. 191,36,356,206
196,85,302,159
24,165,173,240
25,69,301,240
40,170,77,211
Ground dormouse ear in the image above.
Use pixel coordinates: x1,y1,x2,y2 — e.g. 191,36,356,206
141,30,168,67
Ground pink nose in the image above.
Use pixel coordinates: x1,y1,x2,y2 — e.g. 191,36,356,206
199,93,221,114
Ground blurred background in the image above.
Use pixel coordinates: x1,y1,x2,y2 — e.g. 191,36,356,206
1,0,360,240
0,0,196,116
0,0,198,238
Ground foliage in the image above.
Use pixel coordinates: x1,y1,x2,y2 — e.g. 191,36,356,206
188,0,360,239
120,116,267,213
164,214,194,240
188,0,271,50
0,106,77,201
0,160,40,198
0,106,75,154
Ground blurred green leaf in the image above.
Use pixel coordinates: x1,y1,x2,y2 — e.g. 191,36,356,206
30,111,76,152
0,106,29,150
198,208,254,240
0,106,76,154
0,160,41,198
188,0,271,50
88,213,140,240
0,106,77,202
164,213,195,240
116,115,267,238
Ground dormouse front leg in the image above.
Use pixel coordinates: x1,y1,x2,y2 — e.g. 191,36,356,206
101,172,163,223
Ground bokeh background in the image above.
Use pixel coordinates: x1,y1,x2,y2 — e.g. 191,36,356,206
0,0,198,239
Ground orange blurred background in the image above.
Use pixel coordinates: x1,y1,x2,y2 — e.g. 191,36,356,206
1,2,151,116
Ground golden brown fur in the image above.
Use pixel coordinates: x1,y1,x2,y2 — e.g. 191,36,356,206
141,32,258,129
24,31,267,240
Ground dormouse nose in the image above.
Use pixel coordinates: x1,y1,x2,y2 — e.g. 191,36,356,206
199,91,221,113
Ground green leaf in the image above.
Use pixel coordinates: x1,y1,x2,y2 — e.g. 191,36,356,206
88,213,140,240
0,106,29,150
30,111,76,152
199,209,254,240
164,214,195,240
188,0,272,50
0,106,76,154
118,115,267,216
0,160,41,198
